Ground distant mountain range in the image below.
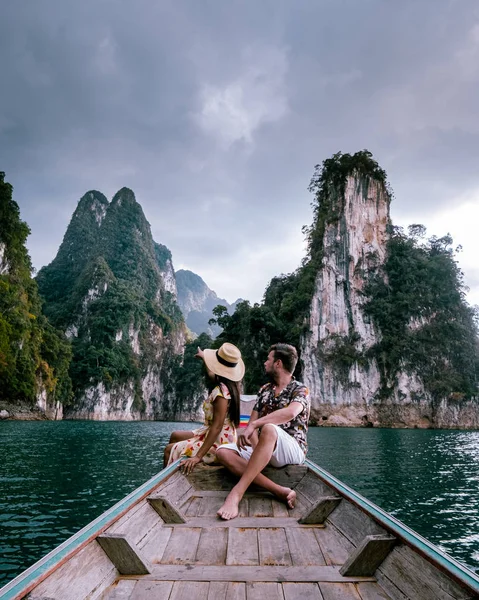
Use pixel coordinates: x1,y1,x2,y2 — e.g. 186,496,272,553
175,269,242,337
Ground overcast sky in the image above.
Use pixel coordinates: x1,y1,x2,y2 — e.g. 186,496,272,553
1,0,479,307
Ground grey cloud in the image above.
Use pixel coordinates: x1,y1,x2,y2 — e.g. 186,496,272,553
1,0,479,303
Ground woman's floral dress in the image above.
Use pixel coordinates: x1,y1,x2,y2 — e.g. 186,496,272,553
167,383,237,465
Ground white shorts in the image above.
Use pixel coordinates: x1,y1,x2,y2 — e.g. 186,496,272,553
220,424,305,468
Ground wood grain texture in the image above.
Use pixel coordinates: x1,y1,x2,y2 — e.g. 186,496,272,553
169,580,209,600
356,582,393,600
340,535,396,576
129,564,376,582
285,527,326,566
102,579,136,599
246,582,284,600
327,501,386,548
258,528,292,566
137,523,172,563
207,581,246,600
282,582,324,600
160,527,201,564
318,582,362,600
249,497,273,517
29,540,117,600
226,528,259,566
97,534,152,575
314,522,355,566
195,527,228,565
129,580,174,600
148,496,186,524
376,544,472,600
299,497,342,525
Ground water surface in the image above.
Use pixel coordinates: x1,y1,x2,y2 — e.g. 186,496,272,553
1,422,478,586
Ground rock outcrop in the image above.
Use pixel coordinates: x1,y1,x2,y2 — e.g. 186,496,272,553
176,269,241,337
37,188,186,420
301,154,479,428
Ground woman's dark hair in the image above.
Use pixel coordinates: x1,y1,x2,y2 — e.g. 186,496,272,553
206,373,240,427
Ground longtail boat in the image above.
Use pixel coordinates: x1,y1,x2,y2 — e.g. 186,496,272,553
1,399,479,600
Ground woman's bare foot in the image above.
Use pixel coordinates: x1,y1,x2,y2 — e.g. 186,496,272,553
278,487,296,509
217,490,242,520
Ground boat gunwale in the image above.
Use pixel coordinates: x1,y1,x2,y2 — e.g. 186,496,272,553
0,460,183,600
305,458,479,596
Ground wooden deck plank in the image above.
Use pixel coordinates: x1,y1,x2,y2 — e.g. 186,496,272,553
148,496,186,524
186,465,307,492
195,527,228,565
207,582,246,600
318,582,362,600
168,517,325,528
198,494,226,517
282,582,324,600
127,565,376,582
314,522,355,566
184,496,202,517
170,581,209,600
356,582,392,600
226,528,259,566
272,499,290,517
249,497,273,517
285,527,326,566
138,523,172,563
340,535,396,576
246,582,284,600
258,528,292,566
130,580,174,599
238,497,249,518
103,579,137,599
160,527,202,564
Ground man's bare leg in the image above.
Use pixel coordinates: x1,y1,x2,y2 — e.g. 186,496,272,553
217,424,296,520
216,447,296,506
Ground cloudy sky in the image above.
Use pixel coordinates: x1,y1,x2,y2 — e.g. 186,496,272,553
1,0,479,306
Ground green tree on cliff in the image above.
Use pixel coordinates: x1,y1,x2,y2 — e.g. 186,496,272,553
0,172,72,406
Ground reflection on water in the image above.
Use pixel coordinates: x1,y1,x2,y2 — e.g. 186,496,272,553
0,422,478,586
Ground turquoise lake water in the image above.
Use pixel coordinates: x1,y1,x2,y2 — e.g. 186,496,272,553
1,421,479,586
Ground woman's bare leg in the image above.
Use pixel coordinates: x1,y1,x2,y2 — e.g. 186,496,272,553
169,430,194,443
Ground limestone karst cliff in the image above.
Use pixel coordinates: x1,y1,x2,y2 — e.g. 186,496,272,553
301,152,479,428
36,188,189,420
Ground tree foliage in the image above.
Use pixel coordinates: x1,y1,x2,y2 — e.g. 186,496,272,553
0,172,72,406
364,226,479,400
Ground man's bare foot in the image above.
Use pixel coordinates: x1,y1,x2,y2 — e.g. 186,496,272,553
217,490,242,520
278,487,296,509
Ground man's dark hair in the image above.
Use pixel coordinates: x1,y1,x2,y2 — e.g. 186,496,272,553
269,343,298,374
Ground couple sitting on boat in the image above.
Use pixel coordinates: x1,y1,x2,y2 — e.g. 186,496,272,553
164,342,310,521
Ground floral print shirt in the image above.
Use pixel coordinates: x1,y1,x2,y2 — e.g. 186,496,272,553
253,379,310,454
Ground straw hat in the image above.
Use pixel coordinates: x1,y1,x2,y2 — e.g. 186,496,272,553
203,343,245,382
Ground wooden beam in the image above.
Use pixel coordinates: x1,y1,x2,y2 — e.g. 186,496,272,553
339,534,396,577
298,496,342,524
147,495,187,524
163,517,325,528
97,533,152,575
121,564,376,583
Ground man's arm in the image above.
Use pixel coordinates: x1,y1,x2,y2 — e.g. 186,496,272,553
249,402,304,429
238,403,304,449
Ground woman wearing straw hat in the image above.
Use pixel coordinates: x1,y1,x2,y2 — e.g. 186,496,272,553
164,342,245,474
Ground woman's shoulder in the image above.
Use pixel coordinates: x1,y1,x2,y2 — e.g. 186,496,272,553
211,383,231,400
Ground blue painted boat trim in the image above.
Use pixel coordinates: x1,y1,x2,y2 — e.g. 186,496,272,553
0,460,182,600
305,458,479,595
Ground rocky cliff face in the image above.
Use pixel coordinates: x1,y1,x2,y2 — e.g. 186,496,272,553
301,157,479,429
176,269,241,337
37,188,186,420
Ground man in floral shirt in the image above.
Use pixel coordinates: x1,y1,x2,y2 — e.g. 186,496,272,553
216,343,310,520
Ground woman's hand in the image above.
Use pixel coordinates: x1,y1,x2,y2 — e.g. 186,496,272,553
181,455,202,474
